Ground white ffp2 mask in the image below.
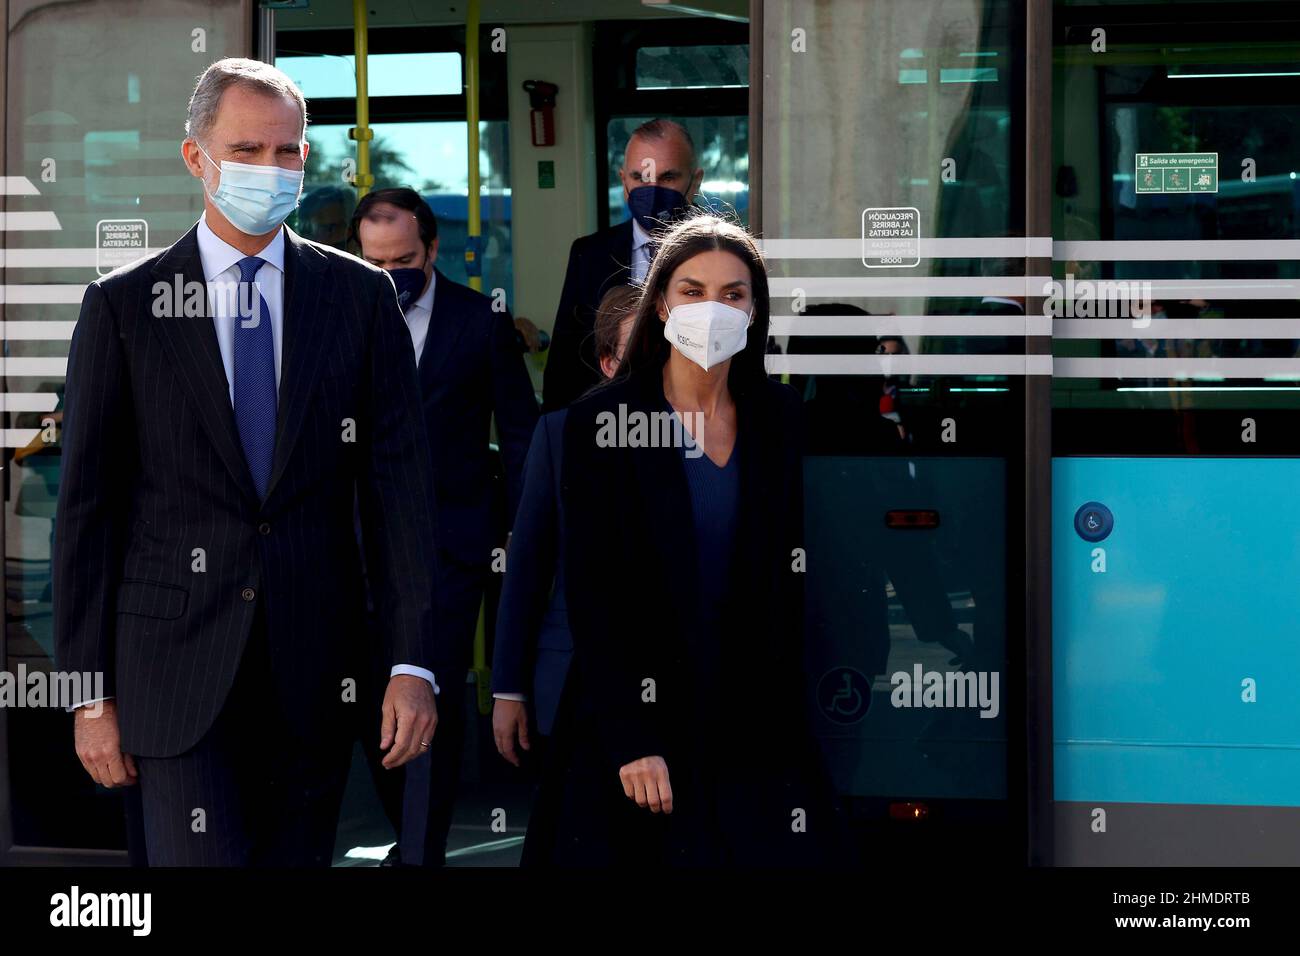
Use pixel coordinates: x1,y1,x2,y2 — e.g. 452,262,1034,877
662,298,751,371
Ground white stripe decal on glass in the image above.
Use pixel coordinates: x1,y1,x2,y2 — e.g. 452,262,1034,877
769,314,1050,335
0,212,61,231
0,321,77,340
1056,240,1300,261
758,237,1053,259
0,177,40,196
1054,318,1300,339
1,393,59,412
770,277,1051,297
0,286,88,304
1054,357,1300,378
767,354,1053,375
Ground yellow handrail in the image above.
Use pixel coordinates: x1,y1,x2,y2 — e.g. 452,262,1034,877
467,0,491,713
465,0,483,293
350,0,374,198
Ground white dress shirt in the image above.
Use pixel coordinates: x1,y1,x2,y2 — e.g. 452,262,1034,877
198,213,285,401
631,218,653,284
401,268,437,364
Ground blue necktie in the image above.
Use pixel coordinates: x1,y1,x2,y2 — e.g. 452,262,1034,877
233,256,276,499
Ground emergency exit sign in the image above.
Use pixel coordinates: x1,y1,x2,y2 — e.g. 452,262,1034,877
1135,152,1218,193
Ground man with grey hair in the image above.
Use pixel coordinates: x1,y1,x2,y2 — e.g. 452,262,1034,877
54,56,441,866
539,118,703,411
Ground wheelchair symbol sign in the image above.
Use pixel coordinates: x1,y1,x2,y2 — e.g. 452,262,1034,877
816,667,872,725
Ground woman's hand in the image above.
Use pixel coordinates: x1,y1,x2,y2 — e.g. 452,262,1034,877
619,756,673,813
492,698,531,767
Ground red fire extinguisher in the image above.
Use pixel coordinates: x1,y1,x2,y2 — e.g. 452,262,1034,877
523,79,559,147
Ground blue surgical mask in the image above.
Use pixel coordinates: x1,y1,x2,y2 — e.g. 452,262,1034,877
626,184,689,232
388,267,429,313
197,140,304,236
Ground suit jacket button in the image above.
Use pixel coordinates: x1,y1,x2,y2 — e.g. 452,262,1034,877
258,522,271,535
241,587,256,602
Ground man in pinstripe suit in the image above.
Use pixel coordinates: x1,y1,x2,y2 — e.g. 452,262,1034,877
53,58,440,866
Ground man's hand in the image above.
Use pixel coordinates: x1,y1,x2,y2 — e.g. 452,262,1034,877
380,674,438,769
492,698,531,767
619,756,672,813
514,316,543,353
74,700,138,788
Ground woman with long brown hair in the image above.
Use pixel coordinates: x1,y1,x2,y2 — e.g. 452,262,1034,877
521,211,841,867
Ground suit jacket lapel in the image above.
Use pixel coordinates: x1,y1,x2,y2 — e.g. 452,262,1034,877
148,224,260,504
418,269,470,391
264,226,334,503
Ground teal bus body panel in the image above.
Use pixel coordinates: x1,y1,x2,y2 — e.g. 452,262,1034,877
1053,457,1300,807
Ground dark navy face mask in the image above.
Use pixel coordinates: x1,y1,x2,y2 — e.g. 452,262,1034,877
388,267,429,313
626,184,690,231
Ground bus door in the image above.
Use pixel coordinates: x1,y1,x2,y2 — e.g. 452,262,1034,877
757,0,1044,862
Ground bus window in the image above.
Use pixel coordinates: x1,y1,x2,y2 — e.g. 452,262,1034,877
594,20,751,229
606,115,750,227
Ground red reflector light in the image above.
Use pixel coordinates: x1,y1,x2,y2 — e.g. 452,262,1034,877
889,802,930,821
885,509,940,529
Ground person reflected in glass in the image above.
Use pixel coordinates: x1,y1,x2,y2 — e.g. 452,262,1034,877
296,184,353,250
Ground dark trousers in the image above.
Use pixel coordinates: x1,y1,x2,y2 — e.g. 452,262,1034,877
135,603,351,866
360,554,486,867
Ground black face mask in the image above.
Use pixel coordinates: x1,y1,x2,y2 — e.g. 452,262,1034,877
388,267,428,313
626,184,690,231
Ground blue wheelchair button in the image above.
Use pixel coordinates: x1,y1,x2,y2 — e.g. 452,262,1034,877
1074,501,1113,542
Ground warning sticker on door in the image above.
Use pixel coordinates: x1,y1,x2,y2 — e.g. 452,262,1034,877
97,219,148,276
862,207,921,268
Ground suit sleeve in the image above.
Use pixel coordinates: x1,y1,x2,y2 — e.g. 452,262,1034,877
487,302,540,527
490,415,558,696
357,270,438,671
541,237,586,412
53,281,138,699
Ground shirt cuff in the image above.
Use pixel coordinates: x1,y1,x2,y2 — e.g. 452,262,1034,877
493,692,527,701
391,665,440,696
66,695,114,714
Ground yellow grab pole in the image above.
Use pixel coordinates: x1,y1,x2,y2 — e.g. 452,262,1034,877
465,0,483,293
350,0,374,198
466,0,492,714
